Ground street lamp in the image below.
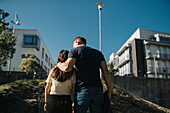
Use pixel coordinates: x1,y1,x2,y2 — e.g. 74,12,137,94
96,3,104,79
8,12,20,71
96,2,104,51
153,53,160,78
13,12,20,33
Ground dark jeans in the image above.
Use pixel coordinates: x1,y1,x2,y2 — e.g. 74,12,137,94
46,95,72,113
75,87,103,113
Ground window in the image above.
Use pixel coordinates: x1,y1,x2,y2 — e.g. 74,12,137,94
23,35,40,50
42,48,44,58
156,46,160,54
146,45,151,57
47,69,49,74
162,47,168,59
22,54,39,63
45,54,48,62
51,64,53,69
162,47,166,54
156,61,160,67
125,49,129,60
21,54,29,58
35,57,40,64
146,45,150,51
115,58,119,67
147,60,152,72
24,37,32,45
147,60,152,67
168,48,170,60
119,68,121,76
159,36,170,43
162,61,167,73
37,38,40,49
162,61,167,68
44,66,47,71
41,61,43,67
127,62,131,74
48,58,50,66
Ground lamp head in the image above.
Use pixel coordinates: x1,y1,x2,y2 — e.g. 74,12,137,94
96,3,104,10
16,20,20,25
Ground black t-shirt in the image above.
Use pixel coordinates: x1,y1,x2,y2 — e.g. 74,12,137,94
68,46,105,88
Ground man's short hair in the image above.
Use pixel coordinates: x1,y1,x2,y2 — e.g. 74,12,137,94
74,36,86,45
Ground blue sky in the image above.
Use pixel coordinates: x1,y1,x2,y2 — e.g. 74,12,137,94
1,0,170,63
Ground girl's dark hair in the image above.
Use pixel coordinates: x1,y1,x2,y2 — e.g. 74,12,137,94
51,50,74,82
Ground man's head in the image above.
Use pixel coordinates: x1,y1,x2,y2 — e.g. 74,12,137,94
73,36,86,48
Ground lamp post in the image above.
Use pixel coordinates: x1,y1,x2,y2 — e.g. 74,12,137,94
96,2,104,51
153,53,160,78
153,55,157,78
8,12,20,71
13,12,20,34
96,3,104,79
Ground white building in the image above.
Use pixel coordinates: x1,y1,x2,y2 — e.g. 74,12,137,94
109,53,117,65
110,28,170,78
2,29,55,74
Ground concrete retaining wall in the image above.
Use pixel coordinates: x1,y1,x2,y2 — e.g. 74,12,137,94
0,71,47,85
111,76,170,109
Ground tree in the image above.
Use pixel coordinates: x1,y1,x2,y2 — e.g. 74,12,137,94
107,62,116,75
19,53,44,72
0,9,18,70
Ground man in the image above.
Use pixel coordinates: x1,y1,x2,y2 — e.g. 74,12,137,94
57,36,111,113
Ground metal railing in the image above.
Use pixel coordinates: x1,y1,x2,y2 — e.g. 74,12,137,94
148,67,170,74
146,53,170,60
37,82,46,113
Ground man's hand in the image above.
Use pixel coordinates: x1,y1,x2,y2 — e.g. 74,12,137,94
44,103,47,111
57,58,76,72
72,103,74,113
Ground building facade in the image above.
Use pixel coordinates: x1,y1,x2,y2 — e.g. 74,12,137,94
111,28,170,78
109,53,117,65
2,29,55,74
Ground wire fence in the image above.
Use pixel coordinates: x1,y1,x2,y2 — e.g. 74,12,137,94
37,82,46,113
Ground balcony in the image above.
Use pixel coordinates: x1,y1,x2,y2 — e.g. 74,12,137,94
147,67,170,74
114,57,130,70
144,40,170,46
146,53,170,60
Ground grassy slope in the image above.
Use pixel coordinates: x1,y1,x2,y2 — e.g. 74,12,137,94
112,85,170,113
0,79,45,113
103,83,170,113
0,80,170,113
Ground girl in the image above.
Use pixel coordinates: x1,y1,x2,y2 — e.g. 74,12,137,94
44,50,76,113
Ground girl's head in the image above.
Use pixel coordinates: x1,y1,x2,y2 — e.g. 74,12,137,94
57,50,69,63
51,50,74,82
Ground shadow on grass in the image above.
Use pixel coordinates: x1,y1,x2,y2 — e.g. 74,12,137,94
0,79,45,113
